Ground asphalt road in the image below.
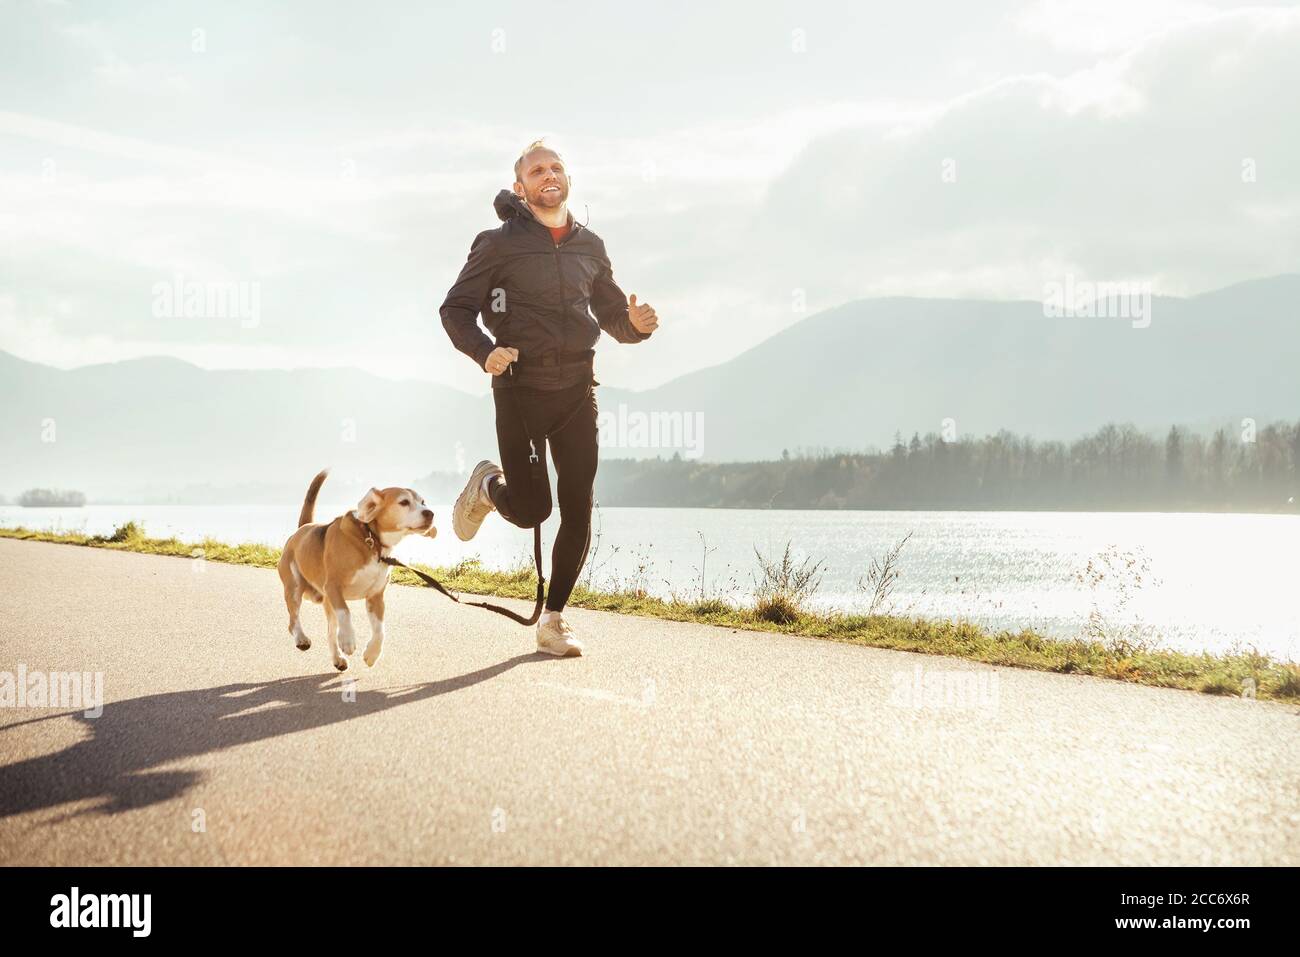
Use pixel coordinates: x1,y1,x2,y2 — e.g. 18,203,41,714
1,537,1296,865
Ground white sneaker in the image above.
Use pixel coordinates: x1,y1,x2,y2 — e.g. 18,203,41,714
453,460,503,542
536,614,585,657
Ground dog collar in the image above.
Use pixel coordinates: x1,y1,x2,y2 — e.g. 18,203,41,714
361,519,386,558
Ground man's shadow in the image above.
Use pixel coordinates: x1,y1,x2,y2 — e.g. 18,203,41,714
0,654,542,821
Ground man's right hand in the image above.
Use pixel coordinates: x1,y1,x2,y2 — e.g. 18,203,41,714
484,346,519,376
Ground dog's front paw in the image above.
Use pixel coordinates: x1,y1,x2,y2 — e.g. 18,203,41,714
333,656,348,672
296,637,311,651
363,641,383,668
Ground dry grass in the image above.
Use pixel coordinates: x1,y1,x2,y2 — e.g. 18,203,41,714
3,521,1297,704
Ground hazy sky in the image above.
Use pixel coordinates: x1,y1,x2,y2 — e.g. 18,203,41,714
2,0,1296,394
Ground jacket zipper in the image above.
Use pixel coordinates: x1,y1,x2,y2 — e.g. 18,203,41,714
523,206,581,357
553,218,581,353
554,245,566,350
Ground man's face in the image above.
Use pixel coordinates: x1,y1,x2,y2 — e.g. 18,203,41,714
514,149,570,210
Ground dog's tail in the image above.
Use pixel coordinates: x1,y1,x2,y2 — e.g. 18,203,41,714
298,469,329,527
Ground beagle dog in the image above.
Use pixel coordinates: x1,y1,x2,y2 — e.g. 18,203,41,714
278,469,435,670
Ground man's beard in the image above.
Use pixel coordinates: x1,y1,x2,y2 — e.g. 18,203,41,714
527,182,568,208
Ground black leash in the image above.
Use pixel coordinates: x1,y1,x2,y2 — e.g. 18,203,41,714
363,373,594,627
377,533,546,625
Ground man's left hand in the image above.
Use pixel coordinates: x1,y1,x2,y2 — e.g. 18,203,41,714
628,294,658,335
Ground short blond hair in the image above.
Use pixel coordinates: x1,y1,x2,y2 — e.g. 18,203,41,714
514,139,564,181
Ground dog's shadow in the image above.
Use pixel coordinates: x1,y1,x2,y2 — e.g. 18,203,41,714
0,654,543,821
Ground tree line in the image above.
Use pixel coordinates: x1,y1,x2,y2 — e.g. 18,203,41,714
15,488,87,508
591,421,1300,511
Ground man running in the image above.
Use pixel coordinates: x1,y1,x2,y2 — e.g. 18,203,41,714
440,140,659,656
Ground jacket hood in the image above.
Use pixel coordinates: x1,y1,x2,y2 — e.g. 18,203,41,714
494,189,532,222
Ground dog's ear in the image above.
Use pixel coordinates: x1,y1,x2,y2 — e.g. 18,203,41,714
355,488,384,523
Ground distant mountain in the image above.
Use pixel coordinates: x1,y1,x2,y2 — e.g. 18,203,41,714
610,274,1300,462
0,352,494,501
2,275,1296,501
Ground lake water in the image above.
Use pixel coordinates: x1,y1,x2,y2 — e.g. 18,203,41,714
3,503,1296,661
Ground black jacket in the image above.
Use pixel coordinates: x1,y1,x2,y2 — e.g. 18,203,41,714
440,190,651,390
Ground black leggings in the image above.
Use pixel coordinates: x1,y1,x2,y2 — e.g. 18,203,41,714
488,379,599,612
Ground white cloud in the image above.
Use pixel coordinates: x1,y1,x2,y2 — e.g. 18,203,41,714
1012,0,1223,54
753,7,1300,307
0,2,1295,393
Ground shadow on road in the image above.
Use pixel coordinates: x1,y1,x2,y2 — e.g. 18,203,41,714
0,654,543,821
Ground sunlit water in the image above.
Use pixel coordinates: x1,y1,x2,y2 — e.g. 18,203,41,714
4,504,1297,661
